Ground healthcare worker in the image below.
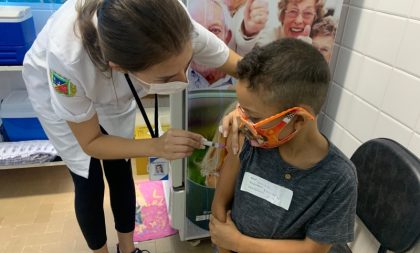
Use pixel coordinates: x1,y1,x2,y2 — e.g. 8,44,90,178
22,0,240,252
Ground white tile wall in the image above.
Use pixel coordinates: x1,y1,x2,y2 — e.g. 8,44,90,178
322,1,420,251
335,5,349,44
346,96,379,143
329,44,340,75
333,47,363,92
372,113,413,147
381,69,420,128
317,112,325,128
365,13,406,65
411,0,420,20
342,7,375,54
396,20,420,78
376,0,414,17
325,82,354,128
355,57,391,107
321,114,345,145
349,0,376,10
338,130,361,158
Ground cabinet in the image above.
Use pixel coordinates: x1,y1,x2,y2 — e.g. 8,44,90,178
0,66,65,170
0,66,23,71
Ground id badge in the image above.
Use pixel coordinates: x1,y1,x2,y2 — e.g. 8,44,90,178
148,157,169,181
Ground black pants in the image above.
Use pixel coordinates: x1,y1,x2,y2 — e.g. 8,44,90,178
69,136,135,250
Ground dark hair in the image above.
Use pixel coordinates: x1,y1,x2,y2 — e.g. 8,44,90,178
237,38,331,114
76,0,193,72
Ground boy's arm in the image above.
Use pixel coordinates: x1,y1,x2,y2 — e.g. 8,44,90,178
211,148,241,222
237,235,332,253
211,135,243,253
210,212,331,253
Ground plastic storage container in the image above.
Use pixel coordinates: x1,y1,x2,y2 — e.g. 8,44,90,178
0,90,48,141
0,6,36,65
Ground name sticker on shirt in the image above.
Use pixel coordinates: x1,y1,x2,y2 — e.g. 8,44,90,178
49,70,77,97
240,172,293,210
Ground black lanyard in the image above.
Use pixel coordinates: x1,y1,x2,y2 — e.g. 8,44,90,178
124,73,159,138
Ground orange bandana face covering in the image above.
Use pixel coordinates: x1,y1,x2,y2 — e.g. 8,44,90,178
237,104,315,148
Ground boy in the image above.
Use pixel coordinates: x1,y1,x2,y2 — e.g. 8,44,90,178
210,38,357,253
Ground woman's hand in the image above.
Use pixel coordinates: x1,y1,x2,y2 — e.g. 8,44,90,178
154,128,203,160
221,109,241,155
209,211,243,252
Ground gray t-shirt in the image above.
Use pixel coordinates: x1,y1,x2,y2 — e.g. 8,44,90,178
231,139,357,244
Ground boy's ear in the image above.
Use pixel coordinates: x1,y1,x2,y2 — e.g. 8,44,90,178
109,61,126,72
292,110,315,130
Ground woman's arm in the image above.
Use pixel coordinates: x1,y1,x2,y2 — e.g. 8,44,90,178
67,113,203,160
217,49,242,78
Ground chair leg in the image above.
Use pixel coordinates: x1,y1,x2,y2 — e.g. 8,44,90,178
378,245,387,253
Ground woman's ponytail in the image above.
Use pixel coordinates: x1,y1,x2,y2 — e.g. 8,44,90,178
75,0,109,72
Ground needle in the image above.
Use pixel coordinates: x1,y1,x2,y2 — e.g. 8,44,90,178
202,138,225,149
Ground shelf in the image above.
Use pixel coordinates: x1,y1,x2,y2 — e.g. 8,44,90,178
0,160,65,170
0,66,23,71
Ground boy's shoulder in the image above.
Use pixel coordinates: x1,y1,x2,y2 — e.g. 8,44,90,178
321,141,358,187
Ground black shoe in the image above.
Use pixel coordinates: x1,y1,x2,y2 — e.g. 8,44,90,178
116,244,150,253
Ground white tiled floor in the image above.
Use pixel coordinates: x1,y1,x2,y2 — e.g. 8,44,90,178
0,165,213,253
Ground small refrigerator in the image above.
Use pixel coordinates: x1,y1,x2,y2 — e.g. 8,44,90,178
168,89,237,241
167,0,345,241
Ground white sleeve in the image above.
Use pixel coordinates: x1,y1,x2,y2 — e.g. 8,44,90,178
191,19,230,68
46,51,96,123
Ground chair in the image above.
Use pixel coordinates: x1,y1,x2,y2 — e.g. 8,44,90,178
332,138,420,253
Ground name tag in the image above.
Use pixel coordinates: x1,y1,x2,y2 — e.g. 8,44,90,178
240,172,293,210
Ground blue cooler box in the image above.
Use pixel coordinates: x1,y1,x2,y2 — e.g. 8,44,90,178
0,6,36,65
0,90,48,141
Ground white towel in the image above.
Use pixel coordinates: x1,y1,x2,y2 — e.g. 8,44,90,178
0,140,58,166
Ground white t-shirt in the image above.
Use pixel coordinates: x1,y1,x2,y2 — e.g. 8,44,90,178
22,0,230,177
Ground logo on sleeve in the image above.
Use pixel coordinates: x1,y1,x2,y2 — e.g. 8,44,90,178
49,70,77,97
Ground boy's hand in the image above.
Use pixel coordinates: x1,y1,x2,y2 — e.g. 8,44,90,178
210,211,243,252
221,109,241,155
218,248,233,253
155,129,203,160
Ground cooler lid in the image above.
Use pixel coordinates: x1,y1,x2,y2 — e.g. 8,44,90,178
0,6,32,22
0,90,37,118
